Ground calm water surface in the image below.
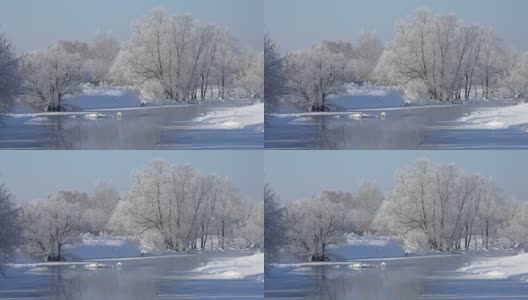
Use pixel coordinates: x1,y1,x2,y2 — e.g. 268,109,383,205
265,102,528,149
0,102,262,149
0,252,262,300
265,254,528,300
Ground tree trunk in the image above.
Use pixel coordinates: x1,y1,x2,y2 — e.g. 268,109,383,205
58,243,62,261
485,219,490,249
221,219,225,250
221,72,226,99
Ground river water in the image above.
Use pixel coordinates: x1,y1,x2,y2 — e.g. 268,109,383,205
265,254,528,300
0,252,262,300
0,102,262,150
265,102,528,149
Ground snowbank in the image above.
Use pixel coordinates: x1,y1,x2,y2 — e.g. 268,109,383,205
457,102,528,132
326,235,406,261
457,253,528,282
192,253,264,282
193,102,264,132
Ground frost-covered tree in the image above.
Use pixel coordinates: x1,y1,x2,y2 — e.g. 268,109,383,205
264,185,286,269
350,32,384,84
379,9,447,100
282,183,385,261
112,9,244,102
0,33,21,117
286,192,346,261
374,159,506,251
114,10,196,100
498,52,528,99
376,9,509,102
476,180,505,249
114,160,181,249
234,52,264,99
499,201,528,249
316,36,383,85
214,29,241,100
0,184,20,270
350,181,384,234
84,32,119,84
264,34,287,112
285,42,347,111
234,201,264,249
478,30,504,99
84,181,119,234
214,179,241,250
21,44,82,111
20,192,82,261
109,160,248,252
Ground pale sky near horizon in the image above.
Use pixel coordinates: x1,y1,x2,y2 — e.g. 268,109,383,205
265,0,528,54
264,151,528,203
1,151,526,205
0,151,262,203
0,0,262,53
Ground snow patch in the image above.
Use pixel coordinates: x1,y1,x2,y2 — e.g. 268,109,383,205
84,113,110,119
348,262,377,269
193,103,264,132
457,102,528,131
192,253,264,282
350,113,375,119
83,263,113,270
457,253,528,282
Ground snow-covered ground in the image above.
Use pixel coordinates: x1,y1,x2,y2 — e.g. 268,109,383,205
326,234,406,261
64,85,141,110
457,252,528,282
62,234,142,260
193,102,264,132
456,102,528,132
326,85,405,110
192,252,264,282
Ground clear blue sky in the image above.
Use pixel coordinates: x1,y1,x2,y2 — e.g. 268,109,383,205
264,151,528,202
0,0,262,53
265,0,528,54
0,151,262,203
